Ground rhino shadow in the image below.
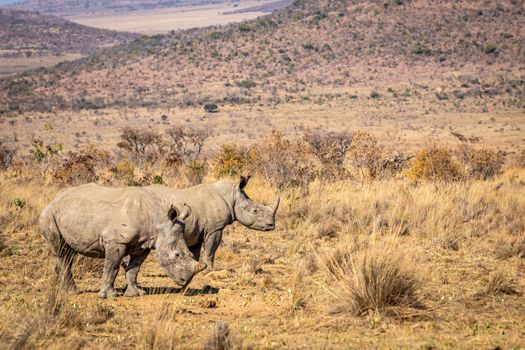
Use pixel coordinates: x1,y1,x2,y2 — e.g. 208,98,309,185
143,285,219,296
78,285,219,296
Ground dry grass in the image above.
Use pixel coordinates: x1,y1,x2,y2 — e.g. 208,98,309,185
319,242,422,317
1,168,525,348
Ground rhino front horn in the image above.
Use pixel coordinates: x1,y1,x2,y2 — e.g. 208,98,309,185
196,261,207,273
271,196,280,214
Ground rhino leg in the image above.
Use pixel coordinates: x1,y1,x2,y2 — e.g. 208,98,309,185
122,250,150,297
98,243,128,299
202,230,222,272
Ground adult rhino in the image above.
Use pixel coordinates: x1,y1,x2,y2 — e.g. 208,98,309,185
142,176,280,272
39,184,206,299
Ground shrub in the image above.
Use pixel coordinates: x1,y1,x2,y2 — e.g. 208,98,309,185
153,175,164,184
186,159,207,186
212,144,249,178
0,139,16,171
303,129,351,179
13,197,26,209
457,145,505,180
203,103,219,113
407,146,462,182
348,131,383,180
52,145,110,186
370,91,381,99
111,159,136,184
484,44,497,54
116,127,162,164
236,80,257,89
250,129,315,189
164,125,210,165
31,135,64,179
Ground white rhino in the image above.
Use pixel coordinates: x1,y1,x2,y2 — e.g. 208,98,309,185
143,176,280,272
39,184,205,298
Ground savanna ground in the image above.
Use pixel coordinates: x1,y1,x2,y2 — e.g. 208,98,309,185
1,121,525,348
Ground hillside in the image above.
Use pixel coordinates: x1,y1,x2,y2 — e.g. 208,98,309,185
1,0,524,114
0,9,137,55
7,0,250,16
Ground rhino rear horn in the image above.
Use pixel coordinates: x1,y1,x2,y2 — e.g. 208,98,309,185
178,203,192,221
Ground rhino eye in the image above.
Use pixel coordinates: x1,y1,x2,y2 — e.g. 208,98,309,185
252,208,259,213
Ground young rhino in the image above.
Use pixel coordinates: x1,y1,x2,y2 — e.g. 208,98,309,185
39,184,206,299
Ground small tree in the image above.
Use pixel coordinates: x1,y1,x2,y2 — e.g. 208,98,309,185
116,127,162,164
164,125,210,165
348,131,383,180
203,103,219,113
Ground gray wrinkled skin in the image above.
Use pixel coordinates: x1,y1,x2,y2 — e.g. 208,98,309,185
143,176,280,272
39,184,205,298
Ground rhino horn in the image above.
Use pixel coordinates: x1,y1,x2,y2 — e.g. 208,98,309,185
178,203,192,221
271,196,280,214
196,261,207,273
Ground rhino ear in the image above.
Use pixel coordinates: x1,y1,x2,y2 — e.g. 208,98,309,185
239,175,251,189
167,205,178,223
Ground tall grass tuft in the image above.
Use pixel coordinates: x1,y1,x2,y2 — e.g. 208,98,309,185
320,244,422,317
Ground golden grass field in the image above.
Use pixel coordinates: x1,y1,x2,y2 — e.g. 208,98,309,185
68,0,281,34
1,168,525,349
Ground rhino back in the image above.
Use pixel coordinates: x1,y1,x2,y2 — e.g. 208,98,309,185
46,184,164,255
144,183,234,246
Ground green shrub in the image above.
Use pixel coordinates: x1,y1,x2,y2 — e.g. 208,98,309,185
13,198,26,209
203,103,219,113
484,44,497,54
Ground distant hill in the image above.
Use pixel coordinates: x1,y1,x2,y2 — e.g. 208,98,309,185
0,9,137,56
7,0,246,16
224,0,294,14
1,0,524,114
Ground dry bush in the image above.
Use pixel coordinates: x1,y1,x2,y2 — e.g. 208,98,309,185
407,145,462,182
320,243,422,317
211,144,249,178
303,129,351,179
52,145,110,186
485,270,520,296
164,125,210,166
250,129,315,189
117,127,163,164
457,145,506,180
0,139,16,171
348,131,383,180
